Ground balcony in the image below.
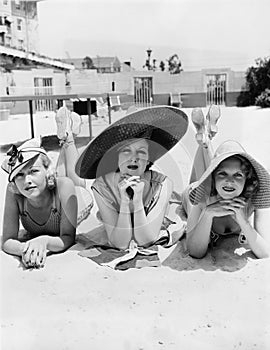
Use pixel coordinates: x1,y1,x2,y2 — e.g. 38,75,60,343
0,44,75,71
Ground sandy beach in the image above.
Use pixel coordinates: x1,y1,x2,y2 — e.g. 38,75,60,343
1,106,270,350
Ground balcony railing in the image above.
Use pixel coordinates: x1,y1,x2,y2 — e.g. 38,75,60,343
0,44,75,70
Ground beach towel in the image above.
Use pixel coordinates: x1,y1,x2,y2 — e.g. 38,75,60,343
77,226,183,270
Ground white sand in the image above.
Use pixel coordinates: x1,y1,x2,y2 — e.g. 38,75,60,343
1,107,270,350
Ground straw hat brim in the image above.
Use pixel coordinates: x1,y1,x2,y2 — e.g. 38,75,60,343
75,106,189,179
189,144,270,209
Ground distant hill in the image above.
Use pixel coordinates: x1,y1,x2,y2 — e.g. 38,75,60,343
56,39,258,72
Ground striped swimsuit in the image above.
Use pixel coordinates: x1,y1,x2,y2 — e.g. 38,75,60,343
19,191,61,236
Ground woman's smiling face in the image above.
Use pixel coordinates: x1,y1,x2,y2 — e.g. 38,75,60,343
213,157,247,199
118,139,149,176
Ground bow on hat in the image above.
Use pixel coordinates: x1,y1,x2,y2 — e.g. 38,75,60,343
1,138,48,182
7,145,24,166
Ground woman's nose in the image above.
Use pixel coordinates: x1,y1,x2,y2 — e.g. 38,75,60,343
24,174,32,183
225,176,234,183
130,153,138,162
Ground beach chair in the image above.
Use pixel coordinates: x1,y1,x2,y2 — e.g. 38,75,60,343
170,93,183,108
109,95,121,111
96,97,108,118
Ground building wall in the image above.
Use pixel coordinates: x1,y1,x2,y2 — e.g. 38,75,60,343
0,0,39,52
67,68,246,107
1,66,247,114
0,67,66,114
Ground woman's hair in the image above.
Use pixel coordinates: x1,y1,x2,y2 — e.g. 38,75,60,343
40,153,56,190
210,155,259,199
10,153,56,194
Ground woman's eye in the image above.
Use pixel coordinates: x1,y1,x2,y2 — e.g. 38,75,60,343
16,172,24,178
235,173,244,178
217,171,226,177
30,169,39,174
121,148,131,154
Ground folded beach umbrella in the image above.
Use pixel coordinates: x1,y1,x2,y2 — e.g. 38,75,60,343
75,105,189,179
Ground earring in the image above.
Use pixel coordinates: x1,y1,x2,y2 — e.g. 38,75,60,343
46,171,56,190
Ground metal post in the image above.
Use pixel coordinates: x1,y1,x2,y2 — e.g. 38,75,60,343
107,93,111,124
28,99,34,138
57,99,64,109
86,98,92,139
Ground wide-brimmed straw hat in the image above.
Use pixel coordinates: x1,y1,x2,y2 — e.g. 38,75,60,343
189,140,270,209
75,106,189,179
1,138,48,182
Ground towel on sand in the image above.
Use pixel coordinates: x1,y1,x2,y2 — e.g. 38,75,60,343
76,225,185,270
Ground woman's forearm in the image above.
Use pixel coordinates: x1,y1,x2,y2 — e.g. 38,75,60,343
186,209,213,258
2,239,25,257
237,218,270,258
108,202,132,250
133,205,158,246
46,234,75,252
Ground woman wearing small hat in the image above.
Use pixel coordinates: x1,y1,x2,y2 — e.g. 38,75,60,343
1,130,93,268
75,106,189,250
184,108,270,259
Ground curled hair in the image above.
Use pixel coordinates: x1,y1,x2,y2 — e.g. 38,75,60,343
39,154,57,190
211,155,259,199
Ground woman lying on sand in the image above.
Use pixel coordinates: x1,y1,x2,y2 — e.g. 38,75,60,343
1,107,93,268
74,105,188,251
182,106,270,259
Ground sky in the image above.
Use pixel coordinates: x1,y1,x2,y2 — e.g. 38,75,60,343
38,0,270,71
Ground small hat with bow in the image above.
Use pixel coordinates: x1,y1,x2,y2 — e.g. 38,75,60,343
1,138,48,182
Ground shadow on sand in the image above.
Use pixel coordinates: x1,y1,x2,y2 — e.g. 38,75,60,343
162,236,255,272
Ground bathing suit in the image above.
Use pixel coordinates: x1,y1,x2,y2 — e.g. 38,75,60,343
19,191,61,236
92,170,166,215
91,170,185,247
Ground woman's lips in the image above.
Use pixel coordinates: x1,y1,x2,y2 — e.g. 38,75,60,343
127,165,138,170
25,186,36,191
222,186,235,192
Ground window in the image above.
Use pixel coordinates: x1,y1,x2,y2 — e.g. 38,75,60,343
18,39,24,49
5,36,11,46
17,18,22,30
112,82,115,92
15,0,20,9
3,0,8,5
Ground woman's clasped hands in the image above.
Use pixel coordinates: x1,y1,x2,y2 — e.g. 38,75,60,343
206,197,248,221
118,175,145,202
21,236,49,269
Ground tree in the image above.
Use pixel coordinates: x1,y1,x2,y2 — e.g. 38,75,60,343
167,54,183,74
82,56,94,69
159,60,165,71
237,57,270,106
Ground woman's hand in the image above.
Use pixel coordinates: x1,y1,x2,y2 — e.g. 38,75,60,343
118,175,142,202
21,236,49,269
205,199,236,218
219,197,248,222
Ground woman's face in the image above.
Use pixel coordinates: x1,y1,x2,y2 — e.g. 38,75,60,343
118,139,149,176
213,158,247,199
14,156,48,198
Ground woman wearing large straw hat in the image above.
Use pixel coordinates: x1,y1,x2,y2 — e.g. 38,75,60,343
183,107,270,259
75,105,189,250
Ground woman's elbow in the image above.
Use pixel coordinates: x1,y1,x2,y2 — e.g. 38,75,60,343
186,239,207,259
188,249,207,259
